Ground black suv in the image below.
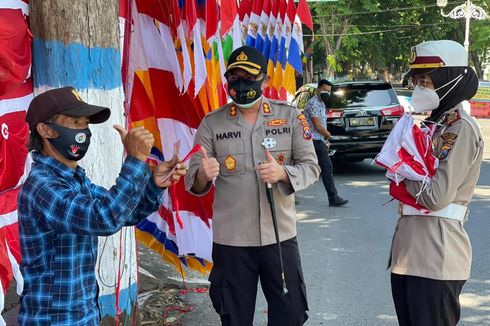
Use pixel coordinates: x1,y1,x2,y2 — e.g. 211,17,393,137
293,81,404,161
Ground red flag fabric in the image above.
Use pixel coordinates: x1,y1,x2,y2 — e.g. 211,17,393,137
297,0,313,30
286,0,296,24
0,9,32,97
205,0,218,39
221,0,238,36
238,0,251,21
185,0,198,37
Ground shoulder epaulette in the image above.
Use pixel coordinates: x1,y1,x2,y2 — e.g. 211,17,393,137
205,103,229,117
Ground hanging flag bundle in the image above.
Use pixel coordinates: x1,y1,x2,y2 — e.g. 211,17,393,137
375,114,439,209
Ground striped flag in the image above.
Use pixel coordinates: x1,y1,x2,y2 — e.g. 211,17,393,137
284,0,303,95
255,0,271,52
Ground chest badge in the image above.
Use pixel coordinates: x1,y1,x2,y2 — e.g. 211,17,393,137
276,152,286,165
224,155,236,171
262,138,277,149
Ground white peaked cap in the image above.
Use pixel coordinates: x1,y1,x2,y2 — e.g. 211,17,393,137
409,40,468,69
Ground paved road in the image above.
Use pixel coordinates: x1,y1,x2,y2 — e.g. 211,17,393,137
160,117,490,325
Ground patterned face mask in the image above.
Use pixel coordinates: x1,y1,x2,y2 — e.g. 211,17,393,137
227,78,264,109
46,123,92,161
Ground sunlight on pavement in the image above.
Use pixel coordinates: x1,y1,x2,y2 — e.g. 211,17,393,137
345,181,389,188
315,312,338,320
376,314,397,321
460,292,490,311
473,185,490,199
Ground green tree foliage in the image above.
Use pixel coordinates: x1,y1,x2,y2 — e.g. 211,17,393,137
310,0,489,80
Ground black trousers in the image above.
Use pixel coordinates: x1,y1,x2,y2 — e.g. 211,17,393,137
209,238,308,326
391,273,466,326
313,140,338,201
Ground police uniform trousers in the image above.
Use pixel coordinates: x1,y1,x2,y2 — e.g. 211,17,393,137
313,140,338,201
209,237,309,326
391,273,465,326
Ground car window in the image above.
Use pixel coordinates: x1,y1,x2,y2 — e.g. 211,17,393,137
293,88,315,110
328,84,399,108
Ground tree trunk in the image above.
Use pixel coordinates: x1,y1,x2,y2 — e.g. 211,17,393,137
29,1,136,324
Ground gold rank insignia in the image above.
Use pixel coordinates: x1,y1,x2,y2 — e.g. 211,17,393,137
224,155,236,170
267,119,288,127
237,51,248,61
276,152,286,165
263,103,271,114
229,105,237,117
446,111,460,125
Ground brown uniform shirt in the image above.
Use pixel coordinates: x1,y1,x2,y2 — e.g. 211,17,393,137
390,104,484,280
185,98,320,246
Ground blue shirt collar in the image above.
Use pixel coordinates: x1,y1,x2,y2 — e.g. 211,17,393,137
32,151,86,179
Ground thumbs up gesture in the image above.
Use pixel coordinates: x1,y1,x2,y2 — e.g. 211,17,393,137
114,124,154,162
256,149,288,184
197,146,220,183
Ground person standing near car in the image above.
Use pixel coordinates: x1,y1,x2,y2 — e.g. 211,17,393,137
185,46,320,325
303,79,348,207
389,40,484,326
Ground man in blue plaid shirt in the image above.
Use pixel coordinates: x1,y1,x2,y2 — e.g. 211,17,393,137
18,87,186,325
303,79,348,207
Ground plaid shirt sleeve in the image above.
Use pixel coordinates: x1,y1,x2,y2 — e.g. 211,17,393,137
89,172,164,228
33,156,161,236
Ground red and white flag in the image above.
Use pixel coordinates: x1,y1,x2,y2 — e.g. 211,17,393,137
375,114,439,209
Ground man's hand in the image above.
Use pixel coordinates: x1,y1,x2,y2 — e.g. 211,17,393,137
196,146,219,183
153,154,187,188
114,125,154,162
256,150,288,184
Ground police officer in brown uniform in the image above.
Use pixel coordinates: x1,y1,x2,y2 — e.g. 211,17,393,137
185,46,320,325
389,40,484,326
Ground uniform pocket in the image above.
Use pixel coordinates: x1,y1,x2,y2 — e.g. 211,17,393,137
218,153,246,175
208,267,227,315
215,138,246,176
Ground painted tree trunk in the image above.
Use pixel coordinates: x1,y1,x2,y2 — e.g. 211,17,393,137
29,1,138,324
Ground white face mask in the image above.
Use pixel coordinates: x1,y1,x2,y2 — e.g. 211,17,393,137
410,86,440,113
409,72,465,113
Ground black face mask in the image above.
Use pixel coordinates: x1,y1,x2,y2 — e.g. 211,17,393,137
46,123,92,161
320,92,330,105
227,78,263,108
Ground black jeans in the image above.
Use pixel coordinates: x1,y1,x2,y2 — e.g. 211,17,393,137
313,140,338,201
391,273,465,326
209,238,309,326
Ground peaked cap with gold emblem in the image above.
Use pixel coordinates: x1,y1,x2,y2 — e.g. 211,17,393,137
225,46,267,77
405,40,468,77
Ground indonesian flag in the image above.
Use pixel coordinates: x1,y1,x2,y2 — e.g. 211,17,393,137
375,114,438,208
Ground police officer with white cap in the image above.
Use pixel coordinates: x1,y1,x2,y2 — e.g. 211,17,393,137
185,46,320,325
389,40,484,326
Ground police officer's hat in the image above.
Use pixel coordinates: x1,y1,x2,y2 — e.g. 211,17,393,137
225,46,267,77
405,40,467,77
